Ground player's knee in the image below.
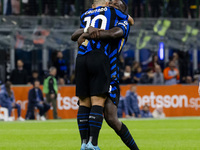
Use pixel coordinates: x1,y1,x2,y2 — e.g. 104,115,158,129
92,101,105,107
105,117,117,129
105,113,116,125
105,113,121,127
91,95,107,107
79,97,91,107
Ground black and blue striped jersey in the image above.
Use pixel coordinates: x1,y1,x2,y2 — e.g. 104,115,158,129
109,20,130,85
78,6,128,56
109,20,130,104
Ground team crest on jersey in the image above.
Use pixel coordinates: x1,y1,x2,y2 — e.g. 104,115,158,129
82,40,89,46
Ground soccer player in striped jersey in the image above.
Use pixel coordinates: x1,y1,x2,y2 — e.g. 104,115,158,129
72,1,139,150
74,1,134,150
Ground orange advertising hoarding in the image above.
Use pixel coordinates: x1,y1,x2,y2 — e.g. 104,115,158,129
12,86,78,119
120,85,200,117
11,85,200,119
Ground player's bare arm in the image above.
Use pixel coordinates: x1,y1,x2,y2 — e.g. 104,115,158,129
71,15,133,42
128,15,134,25
77,27,124,46
71,28,84,41
88,26,124,40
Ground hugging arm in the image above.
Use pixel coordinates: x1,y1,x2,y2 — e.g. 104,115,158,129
71,29,84,41
128,15,134,26
71,15,133,42
77,27,124,46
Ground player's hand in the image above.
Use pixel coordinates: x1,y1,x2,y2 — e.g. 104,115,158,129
88,26,100,39
90,31,100,39
77,34,86,46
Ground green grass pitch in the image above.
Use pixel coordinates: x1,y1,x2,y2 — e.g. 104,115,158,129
0,117,200,150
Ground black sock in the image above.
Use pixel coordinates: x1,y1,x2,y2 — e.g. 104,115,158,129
77,106,90,144
89,105,104,146
116,123,139,150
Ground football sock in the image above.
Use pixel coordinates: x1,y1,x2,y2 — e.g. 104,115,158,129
116,123,139,150
77,106,91,144
88,105,104,146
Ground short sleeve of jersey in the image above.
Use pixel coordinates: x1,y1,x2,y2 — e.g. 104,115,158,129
116,20,130,38
114,9,128,20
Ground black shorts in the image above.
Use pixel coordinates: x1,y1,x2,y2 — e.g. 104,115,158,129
75,50,110,97
108,83,120,106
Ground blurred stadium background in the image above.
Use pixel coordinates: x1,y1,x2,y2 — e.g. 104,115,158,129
0,0,199,82
0,0,200,149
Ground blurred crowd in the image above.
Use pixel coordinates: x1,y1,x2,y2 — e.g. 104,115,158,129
0,0,199,18
0,50,198,87
131,0,199,18
0,50,70,121
0,0,77,16
0,67,60,121
8,51,73,86
119,51,199,85
1,49,198,121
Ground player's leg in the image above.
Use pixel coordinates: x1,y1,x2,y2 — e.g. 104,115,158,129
104,98,139,150
86,49,110,148
77,97,91,146
75,54,91,149
87,95,106,147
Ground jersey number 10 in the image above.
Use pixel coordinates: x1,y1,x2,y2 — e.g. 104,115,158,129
84,15,107,30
